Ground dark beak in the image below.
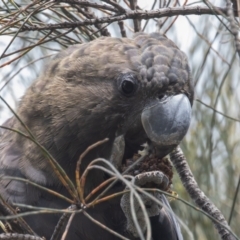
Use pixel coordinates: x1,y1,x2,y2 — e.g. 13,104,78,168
141,94,191,157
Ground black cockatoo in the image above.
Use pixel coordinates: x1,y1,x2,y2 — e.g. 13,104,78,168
0,32,194,239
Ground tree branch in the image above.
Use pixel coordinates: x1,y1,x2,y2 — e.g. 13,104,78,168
170,146,237,240
20,6,227,31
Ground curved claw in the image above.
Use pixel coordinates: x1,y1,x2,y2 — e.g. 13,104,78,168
120,171,169,237
134,171,169,190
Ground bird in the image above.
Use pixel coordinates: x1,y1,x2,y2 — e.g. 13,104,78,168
0,32,194,240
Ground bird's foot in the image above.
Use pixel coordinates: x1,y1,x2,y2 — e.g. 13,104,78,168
120,171,169,237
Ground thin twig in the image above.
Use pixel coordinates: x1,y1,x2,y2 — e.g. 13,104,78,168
84,177,116,202
118,20,127,37
186,16,230,66
0,125,78,201
19,6,228,31
101,0,126,13
50,206,77,240
142,0,157,32
1,176,74,204
55,0,119,13
226,0,240,57
0,54,54,92
164,0,189,34
208,54,236,171
83,211,129,240
75,138,109,204
129,0,140,32
0,233,44,240
228,175,240,225
60,205,77,240
196,99,240,123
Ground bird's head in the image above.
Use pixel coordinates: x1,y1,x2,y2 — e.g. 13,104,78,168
44,32,193,160
15,32,193,184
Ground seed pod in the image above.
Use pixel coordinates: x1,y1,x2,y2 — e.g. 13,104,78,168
122,153,173,189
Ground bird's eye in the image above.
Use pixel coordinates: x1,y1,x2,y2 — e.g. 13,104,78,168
121,80,135,96
118,73,137,97
157,93,168,102
158,94,165,100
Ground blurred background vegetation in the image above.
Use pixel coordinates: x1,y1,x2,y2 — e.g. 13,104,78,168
0,0,240,239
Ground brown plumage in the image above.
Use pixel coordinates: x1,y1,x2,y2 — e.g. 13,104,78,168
0,32,194,239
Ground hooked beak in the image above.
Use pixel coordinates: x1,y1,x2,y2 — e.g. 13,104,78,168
141,94,191,157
